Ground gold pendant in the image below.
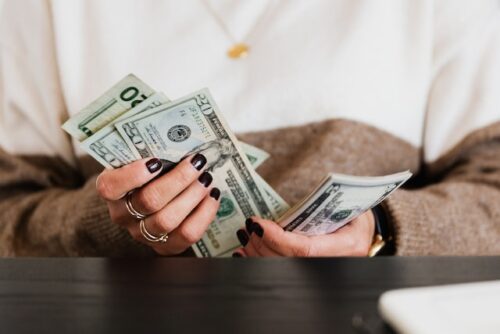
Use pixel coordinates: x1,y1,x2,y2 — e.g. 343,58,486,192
227,43,249,59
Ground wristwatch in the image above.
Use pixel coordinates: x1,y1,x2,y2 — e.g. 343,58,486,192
368,204,395,256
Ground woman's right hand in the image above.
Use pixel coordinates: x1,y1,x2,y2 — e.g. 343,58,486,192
95,154,221,255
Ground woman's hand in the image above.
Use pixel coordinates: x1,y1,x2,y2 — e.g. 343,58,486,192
234,211,375,257
95,154,220,255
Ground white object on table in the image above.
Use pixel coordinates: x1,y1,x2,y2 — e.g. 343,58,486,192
378,280,500,334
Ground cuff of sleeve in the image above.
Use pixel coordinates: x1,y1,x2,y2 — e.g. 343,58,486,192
66,177,154,257
383,189,434,255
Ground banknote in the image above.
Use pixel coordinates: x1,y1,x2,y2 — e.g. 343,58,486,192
80,93,170,168
65,74,412,257
73,82,283,224
74,74,270,170
237,143,288,218
62,74,155,141
239,142,270,169
278,171,412,236
257,174,289,218
114,89,282,257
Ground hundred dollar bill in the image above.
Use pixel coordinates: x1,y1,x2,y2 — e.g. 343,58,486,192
278,171,412,236
114,89,280,257
62,74,154,141
80,93,169,168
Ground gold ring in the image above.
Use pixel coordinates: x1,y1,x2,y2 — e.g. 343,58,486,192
140,219,169,243
124,190,147,220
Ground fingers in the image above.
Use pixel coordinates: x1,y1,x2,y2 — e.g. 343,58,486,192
236,226,279,257
247,234,281,256
96,158,164,201
143,171,214,236
153,188,221,255
131,153,208,215
247,217,313,257
239,210,376,258
311,212,375,256
160,189,221,255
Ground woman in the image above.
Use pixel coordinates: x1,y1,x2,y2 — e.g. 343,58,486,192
0,0,499,256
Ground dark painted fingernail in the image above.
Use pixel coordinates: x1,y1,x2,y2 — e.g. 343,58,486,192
159,160,177,175
252,223,264,238
198,172,213,187
146,158,162,173
191,153,207,171
237,229,249,246
232,252,242,258
245,218,254,234
210,188,221,200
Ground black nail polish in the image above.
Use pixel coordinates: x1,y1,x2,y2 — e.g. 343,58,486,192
159,160,177,176
198,172,213,187
237,229,249,246
232,252,242,258
210,188,221,200
191,153,207,171
252,223,264,238
146,158,162,173
245,218,254,234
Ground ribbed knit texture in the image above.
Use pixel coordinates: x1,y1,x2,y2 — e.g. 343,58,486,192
0,119,499,256
0,151,153,256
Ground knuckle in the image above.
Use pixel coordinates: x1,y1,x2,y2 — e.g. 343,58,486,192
306,243,317,257
153,210,178,233
96,175,114,199
254,238,265,252
174,165,196,186
265,236,280,251
129,172,146,188
292,244,312,257
178,225,202,245
136,187,163,213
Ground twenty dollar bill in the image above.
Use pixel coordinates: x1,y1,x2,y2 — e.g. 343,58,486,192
115,89,283,257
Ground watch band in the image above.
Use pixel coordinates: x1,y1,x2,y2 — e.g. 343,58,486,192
368,204,395,256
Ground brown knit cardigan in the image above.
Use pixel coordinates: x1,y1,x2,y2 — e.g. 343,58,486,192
0,119,499,256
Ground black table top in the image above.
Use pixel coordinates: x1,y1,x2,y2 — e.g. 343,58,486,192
0,257,499,334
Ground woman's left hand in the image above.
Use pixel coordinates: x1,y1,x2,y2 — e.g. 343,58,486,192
234,210,375,257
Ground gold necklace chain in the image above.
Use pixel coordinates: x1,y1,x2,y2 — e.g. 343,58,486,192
200,0,272,59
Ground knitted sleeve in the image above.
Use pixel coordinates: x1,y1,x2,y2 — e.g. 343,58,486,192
386,123,500,255
0,150,152,256
387,1,500,255
0,1,151,256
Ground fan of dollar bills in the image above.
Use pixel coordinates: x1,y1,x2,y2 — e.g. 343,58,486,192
62,74,411,257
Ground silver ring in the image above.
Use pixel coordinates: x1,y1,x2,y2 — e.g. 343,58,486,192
140,219,169,243
125,191,147,220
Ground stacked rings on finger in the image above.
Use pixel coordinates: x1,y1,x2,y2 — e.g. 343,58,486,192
125,190,147,220
125,190,169,243
140,219,169,243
